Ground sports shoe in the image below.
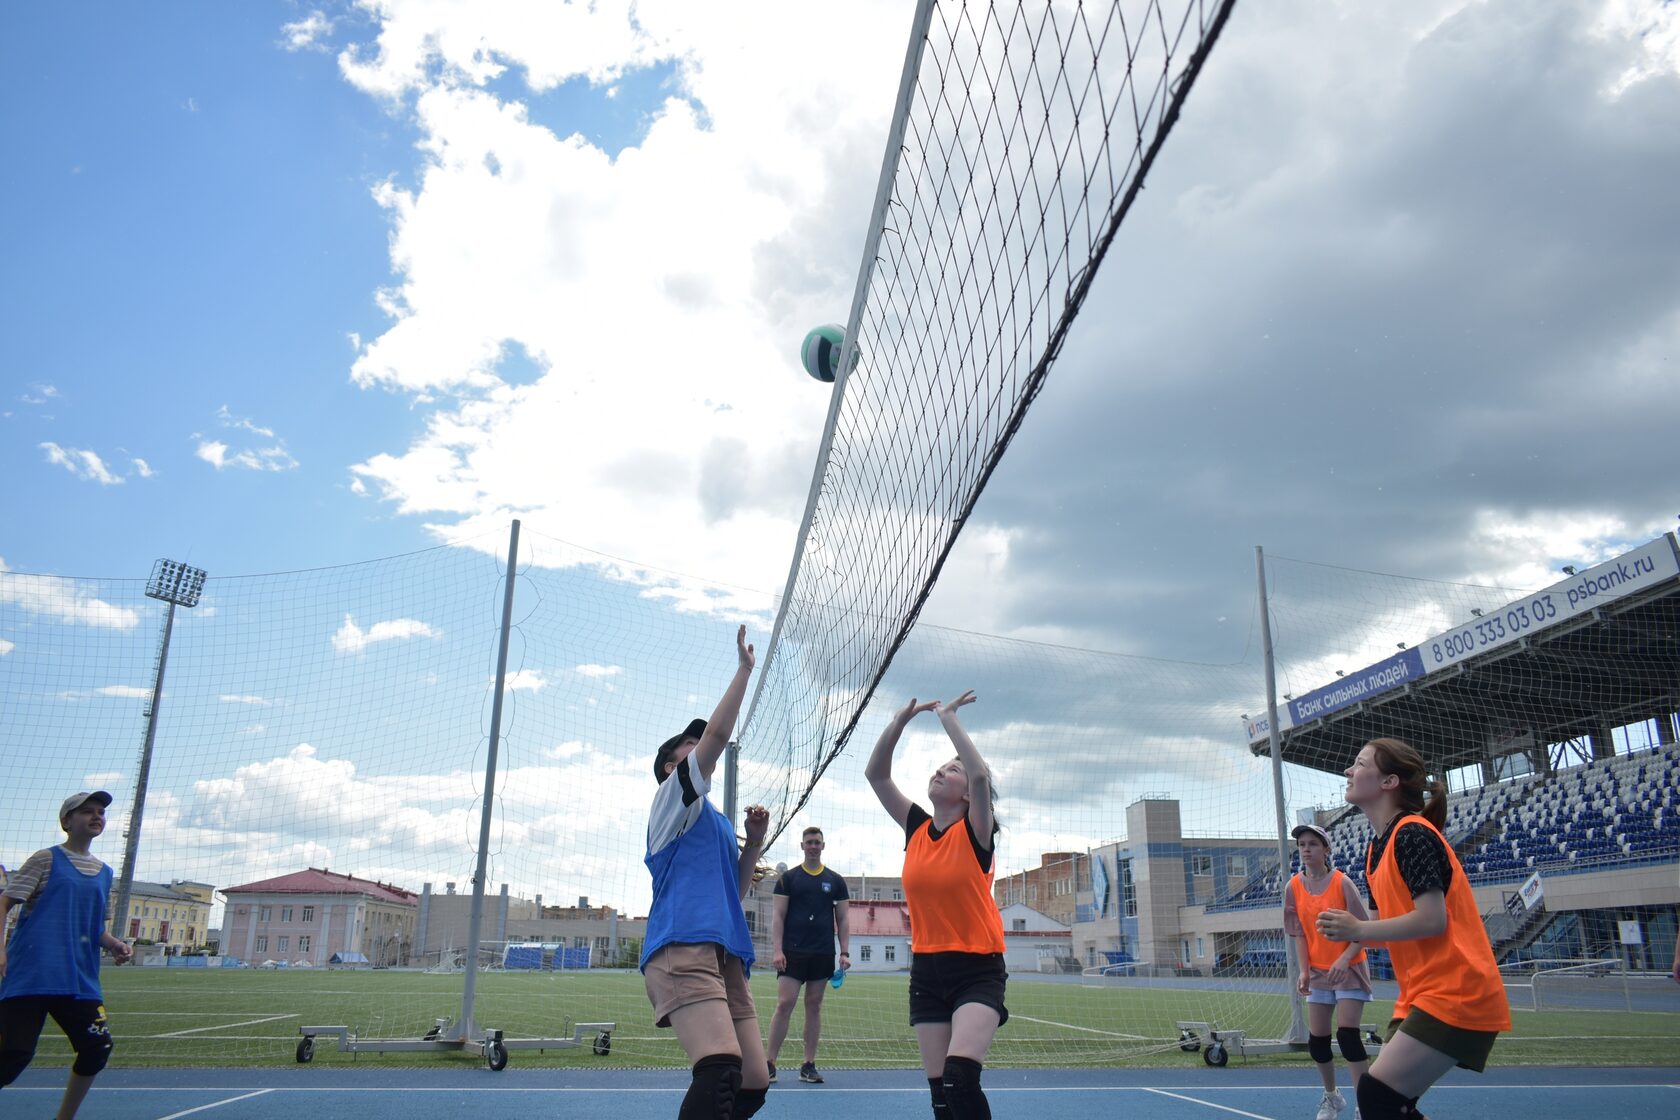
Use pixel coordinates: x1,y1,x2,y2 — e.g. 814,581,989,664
1315,1088,1347,1120
766,1061,777,1083
799,1062,824,1084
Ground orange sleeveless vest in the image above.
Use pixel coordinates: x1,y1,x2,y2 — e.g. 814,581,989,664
1290,870,1368,971
1366,814,1511,1031
902,815,1005,954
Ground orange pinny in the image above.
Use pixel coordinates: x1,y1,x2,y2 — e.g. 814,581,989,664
1290,870,1368,972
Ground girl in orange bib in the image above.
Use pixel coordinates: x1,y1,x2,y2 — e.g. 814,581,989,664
866,690,1005,1120
1317,738,1511,1119
1285,822,1373,1120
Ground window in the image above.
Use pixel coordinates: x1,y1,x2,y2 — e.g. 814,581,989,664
1012,918,1026,932
1120,859,1136,918
595,937,609,952
745,910,757,932
1196,937,1205,960
1182,940,1192,967
1191,855,1213,876
281,907,293,922
278,936,289,953
860,945,872,962
575,937,589,949
299,936,311,953
1229,855,1248,878
871,889,882,900
891,889,901,900
884,945,897,963
259,906,272,922
302,906,315,923
255,936,268,953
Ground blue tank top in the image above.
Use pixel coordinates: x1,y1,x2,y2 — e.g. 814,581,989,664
640,799,755,972
1,846,113,1001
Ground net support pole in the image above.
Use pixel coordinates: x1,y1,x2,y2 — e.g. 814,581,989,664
112,600,176,942
1256,545,1308,1045
740,0,938,738
724,739,739,824
459,518,521,1040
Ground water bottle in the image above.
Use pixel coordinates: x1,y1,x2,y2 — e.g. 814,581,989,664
830,963,847,989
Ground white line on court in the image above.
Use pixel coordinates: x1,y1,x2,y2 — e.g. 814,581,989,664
154,1089,276,1119
157,1014,300,1037
1142,1088,1276,1119
1008,1014,1153,1039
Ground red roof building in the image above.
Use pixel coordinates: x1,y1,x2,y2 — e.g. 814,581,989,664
222,867,418,967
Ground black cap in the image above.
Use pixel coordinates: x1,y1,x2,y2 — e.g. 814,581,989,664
654,718,708,782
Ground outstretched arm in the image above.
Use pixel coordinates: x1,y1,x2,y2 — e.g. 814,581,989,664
865,697,939,829
696,625,755,781
738,804,769,901
1318,890,1447,944
938,690,992,844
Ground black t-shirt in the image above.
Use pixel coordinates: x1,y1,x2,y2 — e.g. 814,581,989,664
774,864,850,954
1366,814,1452,910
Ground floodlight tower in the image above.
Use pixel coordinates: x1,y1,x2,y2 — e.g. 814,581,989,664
112,559,207,942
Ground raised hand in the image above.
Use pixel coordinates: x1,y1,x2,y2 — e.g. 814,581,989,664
896,697,941,725
743,804,770,847
736,624,755,672
939,689,977,717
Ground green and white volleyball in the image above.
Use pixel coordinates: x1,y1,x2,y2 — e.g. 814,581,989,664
800,323,853,383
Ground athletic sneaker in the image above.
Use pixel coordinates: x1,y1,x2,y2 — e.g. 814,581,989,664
766,1062,777,1083
799,1062,824,1084
1315,1088,1347,1120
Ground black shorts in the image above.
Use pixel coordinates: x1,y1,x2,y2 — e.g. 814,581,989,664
0,996,113,1070
778,951,836,984
908,951,1008,1026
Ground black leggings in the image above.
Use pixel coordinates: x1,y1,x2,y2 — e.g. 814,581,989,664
0,997,114,1083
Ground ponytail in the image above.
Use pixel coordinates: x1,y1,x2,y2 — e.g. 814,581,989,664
1366,737,1448,828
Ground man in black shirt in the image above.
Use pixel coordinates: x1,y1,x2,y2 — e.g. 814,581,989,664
766,826,850,1084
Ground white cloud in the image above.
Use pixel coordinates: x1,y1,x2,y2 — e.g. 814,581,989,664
131,457,155,478
0,558,141,629
193,406,299,471
280,10,334,53
504,668,546,691
332,613,440,653
40,442,123,485
239,724,268,735
86,771,124,785
96,685,152,699
573,664,623,679
20,383,59,405
0,637,13,655
220,694,275,706
336,1,907,595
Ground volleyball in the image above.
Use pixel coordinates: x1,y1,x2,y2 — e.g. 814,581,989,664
800,323,850,383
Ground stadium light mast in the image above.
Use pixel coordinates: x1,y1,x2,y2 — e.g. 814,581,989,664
112,559,208,945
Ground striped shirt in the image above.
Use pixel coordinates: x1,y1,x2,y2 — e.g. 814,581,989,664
3,846,108,905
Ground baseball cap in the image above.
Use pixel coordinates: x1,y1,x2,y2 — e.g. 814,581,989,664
60,790,113,823
1290,822,1331,848
653,718,708,782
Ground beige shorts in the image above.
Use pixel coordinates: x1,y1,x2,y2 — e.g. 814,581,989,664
643,942,757,1027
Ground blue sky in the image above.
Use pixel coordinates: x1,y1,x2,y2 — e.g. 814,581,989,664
4,0,1679,914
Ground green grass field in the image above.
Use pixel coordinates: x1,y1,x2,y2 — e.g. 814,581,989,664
24,967,1679,1070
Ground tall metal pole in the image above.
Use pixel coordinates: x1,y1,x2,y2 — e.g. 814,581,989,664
723,740,739,823
1256,545,1307,1044
112,600,176,941
459,519,521,1040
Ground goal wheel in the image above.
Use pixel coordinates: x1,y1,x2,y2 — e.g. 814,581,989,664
1177,1029,1200,1053
295,1037,315,1063
486,1039,509,1071
593,1031,612,1056
1203,1041,1228,1067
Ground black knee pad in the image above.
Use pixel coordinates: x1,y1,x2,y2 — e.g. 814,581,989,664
941,1056,992,1120
1307,1032,1333,1064
1336,1026,1368,1064
681,1054,742,1120
0,1048,36,1087
733,1086,767,1120
928,1076,951,1120
1356,1073,1422,1118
